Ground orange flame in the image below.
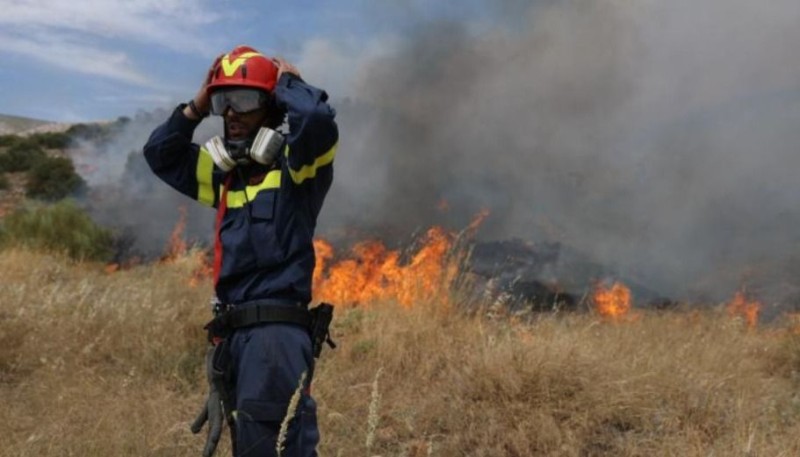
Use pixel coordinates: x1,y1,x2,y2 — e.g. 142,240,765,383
188,251,214,288
160,206,213,288
179,212,490,300
465,208,490,235
312,239,335,288
593,281,632,319
162,206,188,263
726,290,760,328
313,227,462,308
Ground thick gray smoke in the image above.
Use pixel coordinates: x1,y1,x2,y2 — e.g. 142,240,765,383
76,110,219,260
81,0,800,310
321,0,800,307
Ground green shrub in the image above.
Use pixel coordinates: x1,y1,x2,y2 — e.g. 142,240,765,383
66,118,129,144
26,156,85,201
29,132,71,149
0,134,20,147
0,173,8,190
2,132,72,150
66,123,108,141
0,200,114,261
0,140,46,172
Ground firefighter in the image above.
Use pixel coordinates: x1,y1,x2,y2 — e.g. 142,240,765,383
143,45,338,456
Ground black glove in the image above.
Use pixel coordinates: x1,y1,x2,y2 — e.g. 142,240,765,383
190,345,224,457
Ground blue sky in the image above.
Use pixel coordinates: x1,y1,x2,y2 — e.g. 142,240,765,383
0,0,494,122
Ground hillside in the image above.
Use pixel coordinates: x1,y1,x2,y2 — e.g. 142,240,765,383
0,114,52,135
0,116,126,218
0,113,86,139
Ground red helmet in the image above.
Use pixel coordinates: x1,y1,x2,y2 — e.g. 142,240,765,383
206,45,279,95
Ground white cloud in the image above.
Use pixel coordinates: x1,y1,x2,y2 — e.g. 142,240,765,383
0,0,223,84
0,0,221,53
0,31,150,85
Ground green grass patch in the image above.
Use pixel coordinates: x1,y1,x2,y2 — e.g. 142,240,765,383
0,200,114,261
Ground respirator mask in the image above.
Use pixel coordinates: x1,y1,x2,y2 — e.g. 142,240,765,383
204,88,285,171
205,127,285,172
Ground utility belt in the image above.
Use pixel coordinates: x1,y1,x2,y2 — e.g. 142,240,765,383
204,299,336,358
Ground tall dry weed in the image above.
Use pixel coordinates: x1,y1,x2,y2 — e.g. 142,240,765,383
365,367,383,455
277,370,307,456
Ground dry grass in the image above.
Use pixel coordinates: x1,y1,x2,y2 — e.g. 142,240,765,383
2,249,800,456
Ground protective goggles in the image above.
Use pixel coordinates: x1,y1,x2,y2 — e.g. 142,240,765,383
210,88,269,115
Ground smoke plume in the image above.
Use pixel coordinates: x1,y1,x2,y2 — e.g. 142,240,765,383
322,0,800,307
75,111,219,260
81,0,800,309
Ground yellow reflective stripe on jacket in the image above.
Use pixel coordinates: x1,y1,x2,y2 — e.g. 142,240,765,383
196,147,215,207
286,142,338,185
224,170,282,208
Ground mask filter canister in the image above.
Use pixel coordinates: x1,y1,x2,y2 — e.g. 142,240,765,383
204,127,285,172
249,127,284,166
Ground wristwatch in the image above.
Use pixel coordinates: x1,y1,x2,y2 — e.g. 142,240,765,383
187,99,208,119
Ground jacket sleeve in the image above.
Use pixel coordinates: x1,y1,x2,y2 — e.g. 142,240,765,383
143,105,220,208
274,73,339,186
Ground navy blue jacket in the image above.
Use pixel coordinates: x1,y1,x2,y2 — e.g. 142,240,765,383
143,74,338,304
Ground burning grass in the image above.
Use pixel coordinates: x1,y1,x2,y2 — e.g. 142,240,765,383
2,248,800,456
313,226,459,308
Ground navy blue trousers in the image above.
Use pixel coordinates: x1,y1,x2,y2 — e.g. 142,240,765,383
228,322,319,457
